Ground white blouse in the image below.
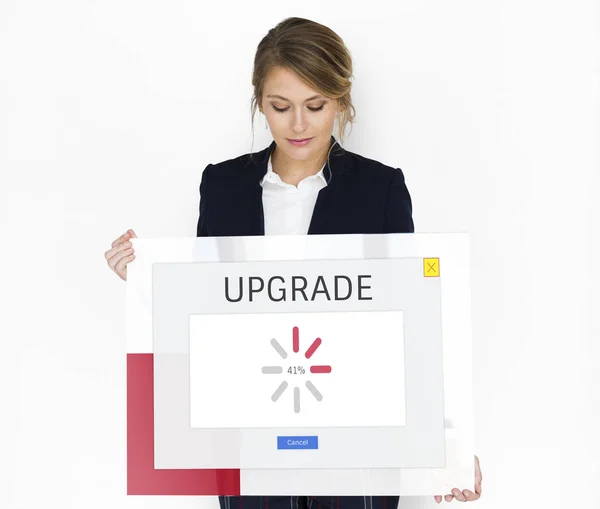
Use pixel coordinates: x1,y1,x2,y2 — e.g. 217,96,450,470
260,155,327,235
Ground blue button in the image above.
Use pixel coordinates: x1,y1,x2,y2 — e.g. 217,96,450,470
277,436,318,450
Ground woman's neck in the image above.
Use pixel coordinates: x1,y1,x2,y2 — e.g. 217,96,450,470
270,144,328,187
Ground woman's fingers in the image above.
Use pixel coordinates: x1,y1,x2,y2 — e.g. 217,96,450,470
114,251,135,280
474,455,482,495
105,241,133,265
105,231,137,280
111,229,137,248
432,458,482,504
107,248,134,278
462,489,479,501
111,230,130,248
436,488,478,503
451,489,467,502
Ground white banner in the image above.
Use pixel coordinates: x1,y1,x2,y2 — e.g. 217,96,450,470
189,310,406,428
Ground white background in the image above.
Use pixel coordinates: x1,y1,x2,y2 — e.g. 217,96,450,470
0,1,598,509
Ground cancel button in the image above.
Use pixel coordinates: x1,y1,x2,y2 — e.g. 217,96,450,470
277,436,318,450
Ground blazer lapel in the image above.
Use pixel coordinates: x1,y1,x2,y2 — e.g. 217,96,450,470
238,140,276,236
307,138,350,234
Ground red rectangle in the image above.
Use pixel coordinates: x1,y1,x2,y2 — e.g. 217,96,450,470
127,353,240,495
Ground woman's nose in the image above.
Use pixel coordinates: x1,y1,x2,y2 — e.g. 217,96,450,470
291,109,308,131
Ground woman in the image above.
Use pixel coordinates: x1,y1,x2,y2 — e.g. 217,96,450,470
105,16,482,509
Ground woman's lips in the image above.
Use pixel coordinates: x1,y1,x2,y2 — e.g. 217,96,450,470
287,137,313,146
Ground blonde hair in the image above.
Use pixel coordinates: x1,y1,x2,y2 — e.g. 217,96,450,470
249,17,356,163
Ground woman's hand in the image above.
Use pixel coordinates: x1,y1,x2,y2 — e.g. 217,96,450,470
104,229,137,281
434,455,482,503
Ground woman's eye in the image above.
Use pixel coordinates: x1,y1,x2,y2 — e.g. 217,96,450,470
270,104,325,113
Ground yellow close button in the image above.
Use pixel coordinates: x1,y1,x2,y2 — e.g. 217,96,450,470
423,258,440,277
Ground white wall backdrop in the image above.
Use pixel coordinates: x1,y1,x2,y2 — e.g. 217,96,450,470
0,1,598,508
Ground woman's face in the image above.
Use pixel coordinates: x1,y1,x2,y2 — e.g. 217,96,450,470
260,66,342,162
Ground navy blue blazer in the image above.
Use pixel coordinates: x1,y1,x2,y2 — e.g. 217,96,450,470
196,136,414,237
